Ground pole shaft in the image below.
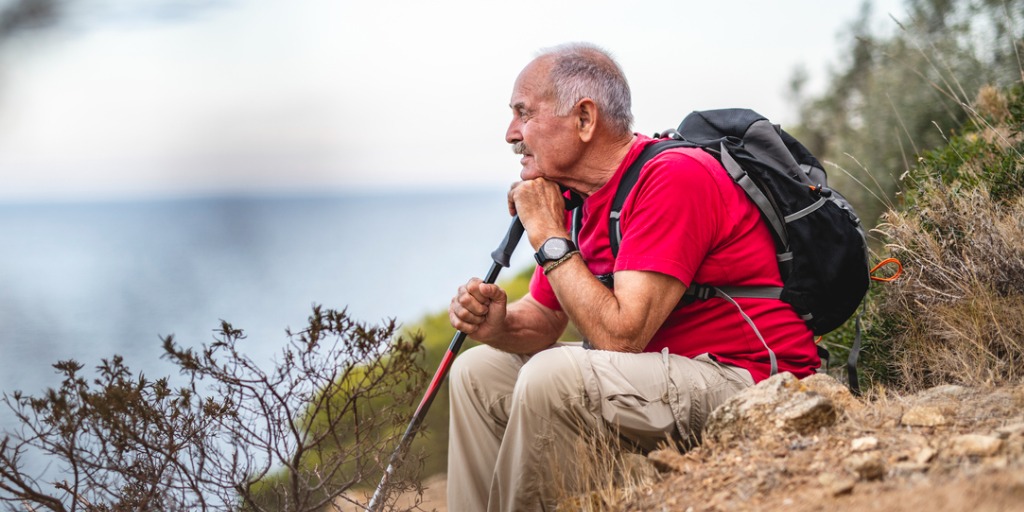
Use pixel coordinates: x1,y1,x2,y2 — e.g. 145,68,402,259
368,217,522,511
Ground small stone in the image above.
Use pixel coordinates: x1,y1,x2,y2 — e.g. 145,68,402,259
775,393,837,434
801,373,864,413
904,433,930,447
846,452,886,481
921,384,966,398
948,434,1003,457
985,455,1010,469
915,446,938,464
995,422,1024,438
818,472,857,496
891,461,929,475
901,406,948,427
851,436,879,452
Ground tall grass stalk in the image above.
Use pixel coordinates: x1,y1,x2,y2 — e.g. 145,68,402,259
548,421,661,511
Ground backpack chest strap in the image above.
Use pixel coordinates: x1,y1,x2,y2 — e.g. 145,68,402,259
684,284,782,302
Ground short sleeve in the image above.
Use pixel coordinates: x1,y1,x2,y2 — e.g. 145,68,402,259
613,150,725,287
527,264,562,311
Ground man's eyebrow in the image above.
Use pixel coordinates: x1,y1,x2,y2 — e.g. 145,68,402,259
510,101,526,110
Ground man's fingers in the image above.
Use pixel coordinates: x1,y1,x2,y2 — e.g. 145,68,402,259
453,279,502,321
449,278,508,340
462,279,492,315
507,184,518,216
449,299,479,334
457,293,489,318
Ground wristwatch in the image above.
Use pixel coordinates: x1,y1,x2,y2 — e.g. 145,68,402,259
534,237,578,266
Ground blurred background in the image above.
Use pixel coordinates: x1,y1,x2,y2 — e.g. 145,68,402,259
0,0,906,201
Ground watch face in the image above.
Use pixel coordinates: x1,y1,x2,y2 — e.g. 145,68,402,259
535,237,576,266
539,237,573,262
545,238,571,258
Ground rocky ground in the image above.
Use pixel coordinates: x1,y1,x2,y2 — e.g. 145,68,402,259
343,374,1024,511
628,373,1024,512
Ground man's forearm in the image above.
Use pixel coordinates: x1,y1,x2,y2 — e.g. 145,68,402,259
544,257,685,353
545,258,641,352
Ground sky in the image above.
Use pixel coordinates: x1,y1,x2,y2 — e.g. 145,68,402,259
0,0,905,202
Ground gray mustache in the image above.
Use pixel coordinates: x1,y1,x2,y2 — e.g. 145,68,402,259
512,142,529,155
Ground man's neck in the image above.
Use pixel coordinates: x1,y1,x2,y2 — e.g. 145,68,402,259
572,133,638,197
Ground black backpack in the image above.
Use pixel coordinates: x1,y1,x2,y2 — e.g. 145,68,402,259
576,109,870,376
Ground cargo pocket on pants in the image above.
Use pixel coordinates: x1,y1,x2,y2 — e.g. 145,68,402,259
574,349,677,452
661,350,754,446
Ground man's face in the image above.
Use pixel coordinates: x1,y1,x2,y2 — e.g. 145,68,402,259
505,59,581,182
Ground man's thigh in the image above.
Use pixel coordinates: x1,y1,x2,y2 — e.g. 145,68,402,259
564,348,753,450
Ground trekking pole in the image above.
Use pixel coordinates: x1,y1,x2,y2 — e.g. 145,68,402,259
367,215,525,511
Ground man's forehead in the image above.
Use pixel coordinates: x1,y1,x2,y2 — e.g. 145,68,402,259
509,58,553,107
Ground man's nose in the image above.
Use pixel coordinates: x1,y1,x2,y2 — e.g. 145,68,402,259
505,119,522,145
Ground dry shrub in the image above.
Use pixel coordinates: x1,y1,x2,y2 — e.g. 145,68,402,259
875,180,1024,389
976,85,1011,124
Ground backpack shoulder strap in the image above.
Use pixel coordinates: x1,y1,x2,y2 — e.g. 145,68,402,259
609,140,694,257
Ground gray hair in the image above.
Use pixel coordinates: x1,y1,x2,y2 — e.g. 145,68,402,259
537,42,634,136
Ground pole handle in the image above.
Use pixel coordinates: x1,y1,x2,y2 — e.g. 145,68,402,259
490,215,525,268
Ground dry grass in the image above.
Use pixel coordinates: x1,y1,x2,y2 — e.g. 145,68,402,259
548,422,664,511
871,102,1024,390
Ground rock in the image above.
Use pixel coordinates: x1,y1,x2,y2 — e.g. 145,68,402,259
901,405,948,427
948,434,1003,457
851,436,879,452
891,461,930,475
920,384,967,399
818,472,857,496
802,373,864,413
705,372,838,444
994,422,1024,438
985,455,1010,469
915,446,938,464
846,452,886,481
903,433,930,447
775,393,837,435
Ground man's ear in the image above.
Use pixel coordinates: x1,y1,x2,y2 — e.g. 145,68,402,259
576,98,598,143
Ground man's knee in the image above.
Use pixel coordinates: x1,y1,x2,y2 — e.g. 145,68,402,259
511,348,584,410
450,344,488,386
450,345,525,406
452,345,508,382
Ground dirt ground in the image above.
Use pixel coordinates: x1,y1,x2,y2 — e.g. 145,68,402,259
335,473,448,512
344,382,1024,511
627,382,1024,512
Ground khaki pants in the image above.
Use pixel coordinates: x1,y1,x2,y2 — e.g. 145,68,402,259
447,343,753,512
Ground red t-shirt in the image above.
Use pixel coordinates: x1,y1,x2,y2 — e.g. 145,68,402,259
529,134,819,381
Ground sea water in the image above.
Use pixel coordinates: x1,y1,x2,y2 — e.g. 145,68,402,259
0,190,533,409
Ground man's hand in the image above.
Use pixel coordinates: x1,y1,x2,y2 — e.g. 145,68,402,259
449,277,509,342
508,178,570,250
